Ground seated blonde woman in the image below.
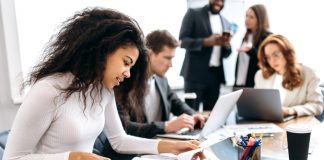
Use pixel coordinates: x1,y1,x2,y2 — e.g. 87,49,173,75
255,34,323,117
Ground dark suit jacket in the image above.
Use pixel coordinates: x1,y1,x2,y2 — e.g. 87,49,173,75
179,5,232,84
234,31,272,87
121,75,196,138
94,75,196,159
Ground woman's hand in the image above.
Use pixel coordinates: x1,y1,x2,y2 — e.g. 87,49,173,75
237,47,251,52
282,106,296,116
69,152,110,160
191,151,207,160
158,139,201,155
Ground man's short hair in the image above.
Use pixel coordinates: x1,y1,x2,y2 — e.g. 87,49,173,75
145,30,179,54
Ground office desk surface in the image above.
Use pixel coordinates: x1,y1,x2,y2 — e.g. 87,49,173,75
261,116,324,160
132,116,324,160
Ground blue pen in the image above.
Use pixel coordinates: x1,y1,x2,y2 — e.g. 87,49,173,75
240,135,247,146
248,139,261,158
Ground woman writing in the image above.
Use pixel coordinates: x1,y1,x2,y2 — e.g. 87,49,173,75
4,8,200,160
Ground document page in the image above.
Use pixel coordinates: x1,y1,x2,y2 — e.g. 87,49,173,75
224,123,284,136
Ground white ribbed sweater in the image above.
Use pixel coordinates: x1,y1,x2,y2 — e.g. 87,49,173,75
4,73,159,160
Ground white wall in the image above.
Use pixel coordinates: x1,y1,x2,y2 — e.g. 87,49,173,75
0,0,20,132
267,0,324,80
14,0,188,90
0,0,189,131
1,0,324,131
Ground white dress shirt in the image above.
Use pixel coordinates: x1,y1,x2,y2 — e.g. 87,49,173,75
144,76,162,123
208,13,223,67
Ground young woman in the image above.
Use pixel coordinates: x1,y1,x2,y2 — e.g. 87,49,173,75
255,34,324,117
235,4,272,87
3,8,200,160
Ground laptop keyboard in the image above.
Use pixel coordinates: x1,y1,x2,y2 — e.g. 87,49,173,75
179,129,201,135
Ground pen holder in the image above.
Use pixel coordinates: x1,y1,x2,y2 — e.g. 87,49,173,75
237,142,261,160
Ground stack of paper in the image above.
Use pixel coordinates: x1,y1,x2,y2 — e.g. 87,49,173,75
224,123,284,136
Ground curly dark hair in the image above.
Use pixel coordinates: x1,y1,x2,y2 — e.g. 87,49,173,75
258,34,302,90
145,29,179,54
24,7,148,110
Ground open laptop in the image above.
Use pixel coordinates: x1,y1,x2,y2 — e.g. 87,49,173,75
236,88,295,122
156,89,243,140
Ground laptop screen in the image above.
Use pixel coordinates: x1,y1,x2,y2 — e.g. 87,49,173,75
156,89,243,140
201,89,243,137
236,88,284,122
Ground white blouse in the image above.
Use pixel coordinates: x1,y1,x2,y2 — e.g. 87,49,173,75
272,73,287,104
4,73,159,160
236,34,253,86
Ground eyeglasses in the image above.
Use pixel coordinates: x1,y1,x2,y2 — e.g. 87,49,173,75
265,51,282,62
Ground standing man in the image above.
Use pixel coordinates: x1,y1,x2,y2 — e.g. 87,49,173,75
179,0,232,111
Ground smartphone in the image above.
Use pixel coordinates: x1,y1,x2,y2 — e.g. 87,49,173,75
222,31,231,37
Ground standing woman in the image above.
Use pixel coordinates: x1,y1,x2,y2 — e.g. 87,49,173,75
255,34,324,117
235,4,271,87
4,8,200,160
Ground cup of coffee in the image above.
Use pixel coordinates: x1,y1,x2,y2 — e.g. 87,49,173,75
184,92,197,110
286,124,312,160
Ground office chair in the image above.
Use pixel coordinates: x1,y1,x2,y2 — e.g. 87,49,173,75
0,130,10,160
315,88,324,122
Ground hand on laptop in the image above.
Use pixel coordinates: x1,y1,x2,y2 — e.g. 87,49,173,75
282,106,297,116
193,114,208,129
165,114,195,133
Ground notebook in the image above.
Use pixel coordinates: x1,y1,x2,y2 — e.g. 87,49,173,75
236,88,295,122
156,89,243,140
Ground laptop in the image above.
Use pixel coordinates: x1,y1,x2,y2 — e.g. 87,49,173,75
156,89,243,140
236,88,295,122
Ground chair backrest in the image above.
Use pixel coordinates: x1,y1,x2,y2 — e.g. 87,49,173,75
0,130,9,160
0,130,10,150
0,146,3,160
315,88,324,122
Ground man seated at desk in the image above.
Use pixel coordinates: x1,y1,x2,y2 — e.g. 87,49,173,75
94,30,207,159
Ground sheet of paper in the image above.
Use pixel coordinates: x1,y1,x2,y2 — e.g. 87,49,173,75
200,127,234,148
135,149,220,160
224,123,284,136
135,128,234,160
177,147,204,160
133,153,177,160
135,128,230,160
